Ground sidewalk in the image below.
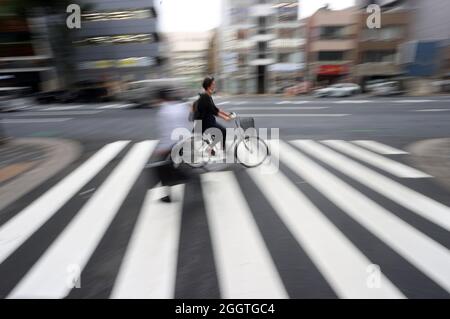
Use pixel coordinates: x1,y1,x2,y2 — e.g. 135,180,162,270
0,138,81,211
407,138,450,192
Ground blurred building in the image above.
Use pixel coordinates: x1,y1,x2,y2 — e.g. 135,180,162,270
305,6,359,86
221,0,305,94
207,29,220,76
0,6,56,92
71,0,165,83
354,3,411,88
358,0,450,93
165,31,212,92
398,0,450,93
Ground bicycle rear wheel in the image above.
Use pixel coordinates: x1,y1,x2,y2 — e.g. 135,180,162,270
178,136,210,168
235,136,269,168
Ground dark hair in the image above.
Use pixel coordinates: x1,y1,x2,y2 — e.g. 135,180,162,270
202,76,215,90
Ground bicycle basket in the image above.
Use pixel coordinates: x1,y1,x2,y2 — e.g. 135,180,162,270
239,117,255,131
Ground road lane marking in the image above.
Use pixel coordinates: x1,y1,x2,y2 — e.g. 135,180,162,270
11,111,102,116
111,185,185,299
0,118,72,123
282,140,450,293
333,100,371,104
216,102,230,106
248,164,404,299
0,141,130,266
201,171,288,299
276,101,308,105
8,141,157,299
414,109,450,112
394,100,434,103
352,140,408,155
42,106,84,111
322,140,431,178
228,106,329,111
97,104,134,109
237,114,350,117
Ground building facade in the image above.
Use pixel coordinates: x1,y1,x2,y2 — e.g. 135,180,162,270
354,6,411,87
0,4,56,92
71,0,164,83
165,31,212,91
221,0,305,94
305,7,359,87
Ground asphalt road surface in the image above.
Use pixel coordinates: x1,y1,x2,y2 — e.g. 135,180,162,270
0,95,449,298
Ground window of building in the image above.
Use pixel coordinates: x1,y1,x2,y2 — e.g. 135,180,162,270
73,34,157,46
82,8,155,22
361,26,404,41
362,50,397,62
237,29,248,40
320,26,346,39
278,28,297,38
318,51,346,61
278,53,291,63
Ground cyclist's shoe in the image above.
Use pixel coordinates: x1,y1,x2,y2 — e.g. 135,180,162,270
160,195,172,203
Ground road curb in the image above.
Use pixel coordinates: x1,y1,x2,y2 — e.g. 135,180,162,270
406,138,450,192
0,138,82,211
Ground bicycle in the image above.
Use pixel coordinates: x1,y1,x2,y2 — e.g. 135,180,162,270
172,112,270,169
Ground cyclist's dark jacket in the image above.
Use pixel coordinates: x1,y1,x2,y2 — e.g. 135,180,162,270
195,93,219,129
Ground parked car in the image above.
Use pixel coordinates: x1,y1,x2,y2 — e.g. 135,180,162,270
432,76,450,93
116,78,190,107
369,81,404,96
313,83,361,97
0,87,33,112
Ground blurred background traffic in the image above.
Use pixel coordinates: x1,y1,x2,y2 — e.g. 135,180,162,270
0,0,449,115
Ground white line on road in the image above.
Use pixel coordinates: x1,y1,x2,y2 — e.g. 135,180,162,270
333,100,371,104
237,114,350,117
228,106,329,111
97,104,134,109
201,171,288,299
394,100,434,103
283,140,450,293
42,106,84,111
8,141,157,299
0,118,72,124
111,185,185,299
292,140,450,232
11,111,102,116
276,101,308,105
414,109,450,112
352,140,408,155
216,101,230,106
322,140,431,178
0,141,130,266
248,163,404,299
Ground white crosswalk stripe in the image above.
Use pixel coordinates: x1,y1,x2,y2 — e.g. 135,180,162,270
322,140,431,178
201,172,288,299
352,140,408,155
282,140,450,293
292,140,450,232
247,165,404,299
8,141,157,299
111,185,185,299
1,138,449,298
0,141,130,265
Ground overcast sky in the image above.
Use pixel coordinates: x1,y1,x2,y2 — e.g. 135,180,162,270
156,0,355,32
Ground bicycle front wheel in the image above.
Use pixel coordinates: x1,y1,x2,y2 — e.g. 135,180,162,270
235,136,269,168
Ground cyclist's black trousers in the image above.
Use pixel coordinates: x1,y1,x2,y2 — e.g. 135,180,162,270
203,122,227,150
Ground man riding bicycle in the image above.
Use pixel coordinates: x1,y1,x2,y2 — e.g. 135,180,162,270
192,76,234,154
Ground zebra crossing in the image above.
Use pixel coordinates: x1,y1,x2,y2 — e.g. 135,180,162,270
0,139,449,299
